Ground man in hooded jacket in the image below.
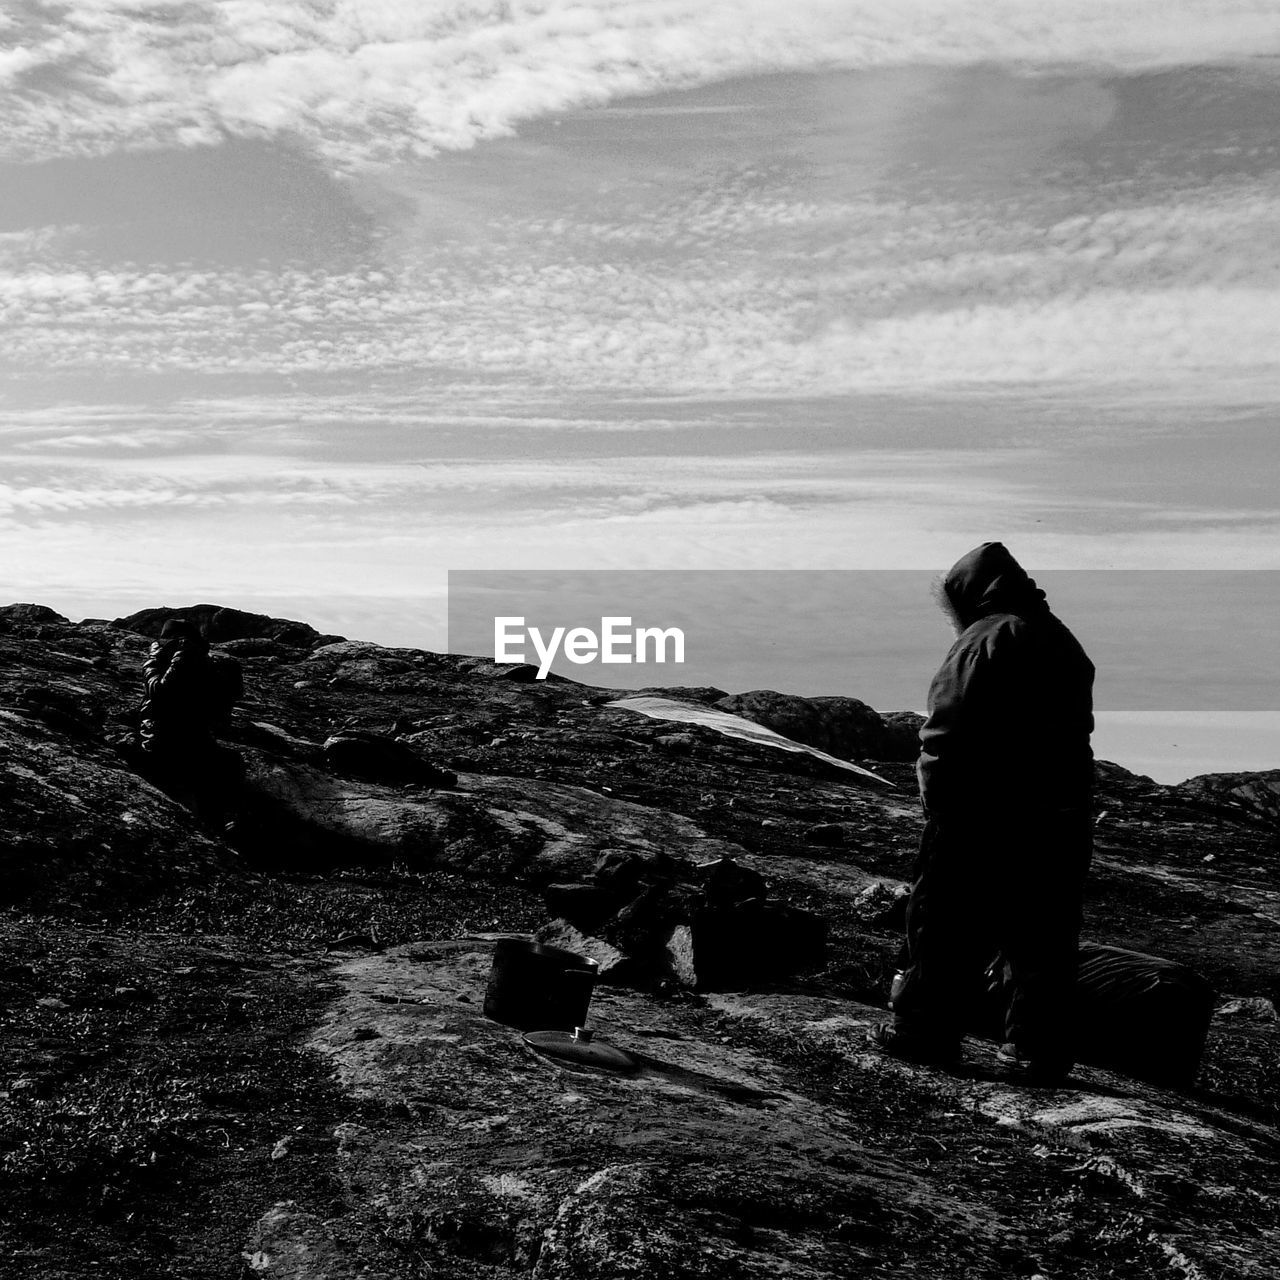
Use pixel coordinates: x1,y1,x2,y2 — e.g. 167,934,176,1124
871,543,1095,1083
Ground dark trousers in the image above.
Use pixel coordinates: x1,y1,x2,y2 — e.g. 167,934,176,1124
891,811,1092,1063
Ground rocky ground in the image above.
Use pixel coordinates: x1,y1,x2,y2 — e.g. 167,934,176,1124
1,602,1278,1278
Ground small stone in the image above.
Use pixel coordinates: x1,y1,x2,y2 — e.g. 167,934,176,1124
1216,996,1278,1022
332,1123,367,1152
534,919,628,978
664,924,698,988
543,882,613,926
112,985,155,1003
851,881,908,926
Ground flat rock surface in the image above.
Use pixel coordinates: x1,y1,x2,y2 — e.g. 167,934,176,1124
289,941,1280,1279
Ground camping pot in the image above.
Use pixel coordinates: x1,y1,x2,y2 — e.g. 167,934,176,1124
483,939,599,1031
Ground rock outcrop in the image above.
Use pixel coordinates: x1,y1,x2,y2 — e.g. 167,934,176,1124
112,603,344,649
305,941,1280,1280
715,689,917,762
2,601,1279,1279
1177,768,1280,828
0,602,71,627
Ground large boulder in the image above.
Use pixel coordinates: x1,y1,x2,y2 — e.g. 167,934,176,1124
1176,770,1280,828
660,855,827,990
0,703,236,908
878,710,925,762
112,604,342,649
322,729,457,788
715,689,891,761
0,603,71,628
238,752,450,866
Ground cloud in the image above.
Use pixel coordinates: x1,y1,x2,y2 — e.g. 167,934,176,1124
3,49,1279,405
3,8,1277,670
804,285,1280,392
1,2,1278,168
4,180,1280,399
3,433,1251,555
0,437,1024,543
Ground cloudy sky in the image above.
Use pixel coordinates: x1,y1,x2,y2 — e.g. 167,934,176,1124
2,2,1279,775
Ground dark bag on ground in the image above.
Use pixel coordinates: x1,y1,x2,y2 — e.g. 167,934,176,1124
983,941,1215,1087
1072,942,1215,1087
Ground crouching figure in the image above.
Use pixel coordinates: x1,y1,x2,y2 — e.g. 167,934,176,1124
137,617,245,829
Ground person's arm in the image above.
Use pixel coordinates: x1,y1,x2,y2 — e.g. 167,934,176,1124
142,640,177,699
917,620,1023,818
918,638,983,817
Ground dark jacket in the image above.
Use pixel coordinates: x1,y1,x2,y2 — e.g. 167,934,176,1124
138,628,241,752
917,543,1094,821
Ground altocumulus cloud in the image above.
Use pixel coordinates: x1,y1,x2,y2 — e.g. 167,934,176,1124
4,3,1280,402
5,179,1280,397
1,1,1278,169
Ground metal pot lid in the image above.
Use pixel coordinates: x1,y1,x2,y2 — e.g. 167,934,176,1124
524,1029,638,1072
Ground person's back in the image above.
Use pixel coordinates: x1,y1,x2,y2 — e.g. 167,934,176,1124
917,542,1094,821
139,618,216,755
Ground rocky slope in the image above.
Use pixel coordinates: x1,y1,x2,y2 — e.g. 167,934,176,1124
1,602,1278,1279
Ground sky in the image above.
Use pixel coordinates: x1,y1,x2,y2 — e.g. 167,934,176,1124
2,2,1279,779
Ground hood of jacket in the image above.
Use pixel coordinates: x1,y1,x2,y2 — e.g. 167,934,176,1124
942,542,1048,628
